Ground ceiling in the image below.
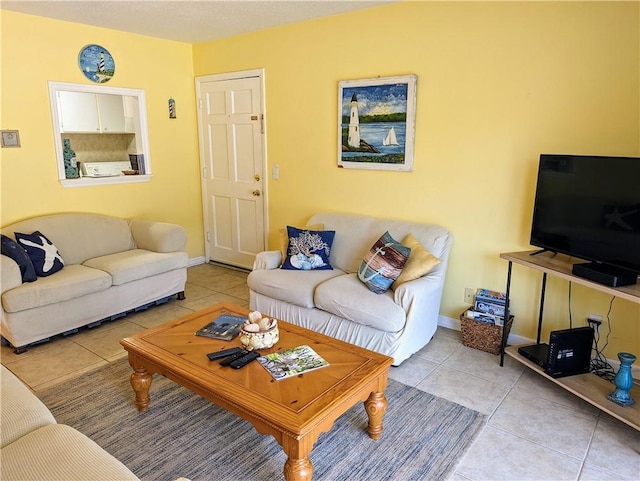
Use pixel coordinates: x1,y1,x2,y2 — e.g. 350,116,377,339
1,0,394,43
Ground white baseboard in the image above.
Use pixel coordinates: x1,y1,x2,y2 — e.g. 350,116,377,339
188,256,206,267
437,314,639,379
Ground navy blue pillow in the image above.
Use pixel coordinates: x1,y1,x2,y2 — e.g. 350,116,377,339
1,234,37,282
14,231,64,277
281,226,335,270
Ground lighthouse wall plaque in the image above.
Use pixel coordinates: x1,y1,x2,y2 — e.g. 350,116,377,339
338,75,416,171
78,44,115,83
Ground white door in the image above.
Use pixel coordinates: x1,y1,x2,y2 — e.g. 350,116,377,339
196,72,266,269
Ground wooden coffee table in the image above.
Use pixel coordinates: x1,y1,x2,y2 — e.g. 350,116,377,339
120,302,393,481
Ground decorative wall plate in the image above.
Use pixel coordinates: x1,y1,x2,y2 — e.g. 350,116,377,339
78,44,115,83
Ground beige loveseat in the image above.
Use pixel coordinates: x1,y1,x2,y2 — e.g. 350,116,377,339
1,213,188,352
248,212,453,365
0,364,141,480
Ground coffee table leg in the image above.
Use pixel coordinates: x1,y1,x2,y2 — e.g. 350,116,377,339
284,457,313,481
364,391,387,440
282,435,313,481
130,367,152,412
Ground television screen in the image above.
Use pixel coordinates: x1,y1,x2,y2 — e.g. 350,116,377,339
530,154,640,275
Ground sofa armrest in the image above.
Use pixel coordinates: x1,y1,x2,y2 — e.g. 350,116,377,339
393,272,445,329
388,273,446,364
1,255,22,294
253,250,282,270
130,220,187,253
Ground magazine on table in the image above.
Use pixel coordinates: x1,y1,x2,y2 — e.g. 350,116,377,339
257,345,329,380
195,313,246,340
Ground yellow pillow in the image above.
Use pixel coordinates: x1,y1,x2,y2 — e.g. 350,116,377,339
279,224,324,262
391,233,441,289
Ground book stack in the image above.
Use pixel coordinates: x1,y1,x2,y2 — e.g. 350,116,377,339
466,288,507,326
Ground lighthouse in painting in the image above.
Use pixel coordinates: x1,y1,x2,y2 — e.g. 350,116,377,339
347,93,360,148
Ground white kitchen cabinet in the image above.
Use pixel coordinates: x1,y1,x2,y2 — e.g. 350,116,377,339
58,91,100,132
96,94,126,132
58,91,127,133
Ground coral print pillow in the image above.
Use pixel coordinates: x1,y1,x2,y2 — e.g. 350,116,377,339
281,226,335,271
14,231,64,277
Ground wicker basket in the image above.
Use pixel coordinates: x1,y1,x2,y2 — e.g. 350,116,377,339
460,309,513,355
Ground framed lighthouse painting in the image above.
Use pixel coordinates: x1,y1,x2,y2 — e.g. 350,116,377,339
78,44,115,83
338,74,416,171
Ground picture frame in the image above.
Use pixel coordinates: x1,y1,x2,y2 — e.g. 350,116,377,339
338,74,417,171
78,44,115,83
1,130,20,148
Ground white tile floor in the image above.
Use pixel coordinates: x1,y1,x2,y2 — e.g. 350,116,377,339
2,263,638,480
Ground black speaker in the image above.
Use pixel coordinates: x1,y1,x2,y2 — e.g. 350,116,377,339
572,262,638,287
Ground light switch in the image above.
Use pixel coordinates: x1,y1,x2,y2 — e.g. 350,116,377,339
272,164,279,180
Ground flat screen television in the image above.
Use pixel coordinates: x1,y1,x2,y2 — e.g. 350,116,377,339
530,154,640,287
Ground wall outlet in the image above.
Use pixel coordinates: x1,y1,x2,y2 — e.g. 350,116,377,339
587,314,602,331
464,288,475,304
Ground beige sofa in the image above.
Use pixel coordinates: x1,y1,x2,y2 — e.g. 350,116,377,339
0,364,141,480
1,213,188,352
248,212,453,365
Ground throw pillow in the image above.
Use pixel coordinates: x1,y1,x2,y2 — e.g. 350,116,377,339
281,226,335,270
14,231,64,277
278,223,324,264
391,233,441,290
1,234,37,282
358,231,411,294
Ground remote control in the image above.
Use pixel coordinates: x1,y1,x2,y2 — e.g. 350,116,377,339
219,350,249,366
206,347,244,361
229,351,261,369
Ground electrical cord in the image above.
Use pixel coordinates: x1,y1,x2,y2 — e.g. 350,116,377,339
589,296,616,381
568,282,573,329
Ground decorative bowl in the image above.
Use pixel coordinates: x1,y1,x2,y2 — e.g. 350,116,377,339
239,323,279,351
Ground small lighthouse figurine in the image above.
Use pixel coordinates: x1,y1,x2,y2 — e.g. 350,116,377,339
607,352,636,407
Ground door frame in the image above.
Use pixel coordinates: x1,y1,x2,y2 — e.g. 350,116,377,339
195,68,269,264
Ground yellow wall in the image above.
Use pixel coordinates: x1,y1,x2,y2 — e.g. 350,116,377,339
0,10,204,257
193,2,639,356
2,3,639,358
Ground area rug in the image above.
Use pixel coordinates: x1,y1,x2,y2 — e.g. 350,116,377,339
39,359,485,481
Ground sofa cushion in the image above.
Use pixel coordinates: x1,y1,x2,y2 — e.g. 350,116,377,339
0,424,140,481
1,234,37,282
14,231,64,277
248,268,345,308
83,249,189,286
1,213,136,266
1,265,112,313
314,274,407,332
0,366,56,448
391,233,441,290
308,213,452,274
281,226,335,271
357,231,410,294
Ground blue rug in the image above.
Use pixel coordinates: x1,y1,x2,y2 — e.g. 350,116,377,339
40,359,485,481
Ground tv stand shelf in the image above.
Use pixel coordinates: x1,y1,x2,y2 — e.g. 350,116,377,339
500,250,640,431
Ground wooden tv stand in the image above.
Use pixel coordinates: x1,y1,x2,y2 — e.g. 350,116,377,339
499,250,640,431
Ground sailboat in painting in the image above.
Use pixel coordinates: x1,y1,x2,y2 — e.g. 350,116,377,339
383,127,399,146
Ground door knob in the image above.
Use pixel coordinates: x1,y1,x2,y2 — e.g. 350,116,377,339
252,190,261,196
254,174,261,181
